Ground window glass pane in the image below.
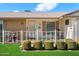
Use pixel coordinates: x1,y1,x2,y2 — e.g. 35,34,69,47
0,20,3,24
47,22,55,31
0,24,2,30
65,20,69,25
0,20,3,42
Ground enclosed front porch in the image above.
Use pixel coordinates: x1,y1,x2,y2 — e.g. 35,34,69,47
0,18,64,44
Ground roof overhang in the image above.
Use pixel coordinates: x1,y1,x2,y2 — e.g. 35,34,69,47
0,12,67,19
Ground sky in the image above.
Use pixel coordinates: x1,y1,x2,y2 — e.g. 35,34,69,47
0,3,79,12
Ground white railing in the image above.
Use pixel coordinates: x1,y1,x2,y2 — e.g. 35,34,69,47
0,30,64,44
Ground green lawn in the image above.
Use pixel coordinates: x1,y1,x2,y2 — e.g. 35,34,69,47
0,44,79,56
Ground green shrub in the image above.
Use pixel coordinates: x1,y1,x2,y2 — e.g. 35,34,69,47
75,39,79,49
56,40,66,50
0,37,2,42
44,40,54,50
33,40,42,50
66,39,77,50
20,40,31,50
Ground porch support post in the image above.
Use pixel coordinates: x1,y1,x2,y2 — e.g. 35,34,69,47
26,31,27,40
54,29,57,47
35,24,39,40
26,19,27,40
46,31,47,40
36,29,39,40
54,21,57,47
2,30,4,44
41,21,43,41
20,30,23,43
75,19,78,42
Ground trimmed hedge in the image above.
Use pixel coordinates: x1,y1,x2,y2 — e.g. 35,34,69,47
19,39,78,50
20,40,31,50
0,38,2,42
33,40,42,50
66,39,77,50
44,40,54,50
56,40,66,50
76,40,79,49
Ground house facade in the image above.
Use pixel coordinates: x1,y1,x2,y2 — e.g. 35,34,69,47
0,10,79,43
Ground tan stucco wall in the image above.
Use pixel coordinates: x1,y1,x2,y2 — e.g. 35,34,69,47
59,16,78,40
4,18,26,31
59,19,65,31
59,16,75,31
3,18,59,31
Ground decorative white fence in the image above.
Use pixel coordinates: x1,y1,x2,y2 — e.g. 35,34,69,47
0,30,64,44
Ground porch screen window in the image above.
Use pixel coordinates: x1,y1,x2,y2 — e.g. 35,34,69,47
65,19,69,25
0,20,3,42
47,22,55,31
0,24,2,31
0,20,3,32
46,22,55,39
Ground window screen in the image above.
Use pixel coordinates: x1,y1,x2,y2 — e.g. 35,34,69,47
47,22,55,31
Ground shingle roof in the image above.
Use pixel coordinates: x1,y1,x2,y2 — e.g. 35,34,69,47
0,12,67,18
62,10,79,17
